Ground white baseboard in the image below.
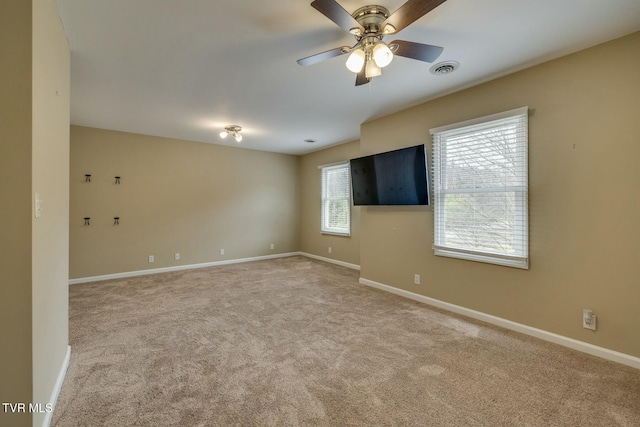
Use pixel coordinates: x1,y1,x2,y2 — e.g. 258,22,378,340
360,277,640,370
42,345,71,427
299,252,360,271
69,253,301,285
68,251,361,285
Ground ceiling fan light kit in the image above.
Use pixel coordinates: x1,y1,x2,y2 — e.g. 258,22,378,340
298,0,448,86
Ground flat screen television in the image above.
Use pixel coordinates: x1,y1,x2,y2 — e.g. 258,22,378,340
349,144,430,206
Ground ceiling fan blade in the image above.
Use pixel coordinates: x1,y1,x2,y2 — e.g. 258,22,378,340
382,0,447,34
390,40,443,63
311,0,364,34
297,46,351,67
355,69,370,86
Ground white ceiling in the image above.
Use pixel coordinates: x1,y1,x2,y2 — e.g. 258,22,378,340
56,0,640,155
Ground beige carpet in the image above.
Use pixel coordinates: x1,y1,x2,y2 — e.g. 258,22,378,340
53,256,640,426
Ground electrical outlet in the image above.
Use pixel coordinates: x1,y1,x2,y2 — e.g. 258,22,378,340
270,243,275,250
220,249,225,256
583,308,597,331
174,253,180,260
328,247,332,254
414,274,421,285
148,255,154,263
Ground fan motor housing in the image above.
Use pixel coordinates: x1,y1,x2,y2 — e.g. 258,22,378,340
352,5,390,35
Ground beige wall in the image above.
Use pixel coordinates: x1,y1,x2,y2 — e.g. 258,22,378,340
32,0,70,426
299,141,361,266
0,1,34,425
69,126,300,279
357,32,640,357
0,5,633,425
0,0,70,426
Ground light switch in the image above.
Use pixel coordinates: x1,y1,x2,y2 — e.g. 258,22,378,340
35,193,42,218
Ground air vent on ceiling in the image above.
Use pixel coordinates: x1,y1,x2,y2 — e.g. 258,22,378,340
430,61,460,75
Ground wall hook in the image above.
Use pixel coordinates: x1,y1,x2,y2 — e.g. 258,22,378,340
115,176,121,184
114,217,120,225
84,217,90,226
85,174,91,182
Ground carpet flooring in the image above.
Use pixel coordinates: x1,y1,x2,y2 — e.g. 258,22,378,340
52,256,640,426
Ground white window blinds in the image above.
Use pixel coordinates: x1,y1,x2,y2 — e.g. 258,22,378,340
431,107,529,269
320,162,351,236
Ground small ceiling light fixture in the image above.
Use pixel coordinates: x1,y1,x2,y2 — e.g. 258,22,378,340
220,125,243,143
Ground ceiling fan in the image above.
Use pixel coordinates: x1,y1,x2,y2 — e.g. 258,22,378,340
297,0,447,86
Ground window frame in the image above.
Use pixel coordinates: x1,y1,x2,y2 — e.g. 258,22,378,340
319,161,351,236
430,107,529,269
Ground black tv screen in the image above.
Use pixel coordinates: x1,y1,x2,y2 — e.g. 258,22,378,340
350,144,430,206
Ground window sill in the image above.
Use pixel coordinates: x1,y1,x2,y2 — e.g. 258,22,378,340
434,247,528,269
321,231,351,237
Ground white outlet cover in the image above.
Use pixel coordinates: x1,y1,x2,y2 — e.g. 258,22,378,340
583,309,597,331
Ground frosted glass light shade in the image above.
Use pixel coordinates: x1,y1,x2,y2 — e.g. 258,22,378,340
373,43,393,68
346,48,366,73
220,131,229,138
365,59,382,78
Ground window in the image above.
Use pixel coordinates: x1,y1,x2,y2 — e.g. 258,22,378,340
320,162,351,236
430,107,529,269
